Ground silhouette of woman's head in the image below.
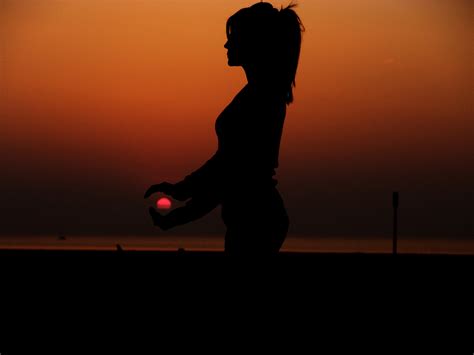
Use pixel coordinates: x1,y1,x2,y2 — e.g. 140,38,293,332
224,2,304,104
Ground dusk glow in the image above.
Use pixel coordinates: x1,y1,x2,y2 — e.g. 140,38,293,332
0,0,472,240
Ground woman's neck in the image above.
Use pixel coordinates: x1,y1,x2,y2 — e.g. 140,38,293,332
243,64,258,86
243,64,285,100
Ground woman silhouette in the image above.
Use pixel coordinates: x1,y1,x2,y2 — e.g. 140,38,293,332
144,2,304,255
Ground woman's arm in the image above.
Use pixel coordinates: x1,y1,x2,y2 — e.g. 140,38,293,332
149,191,221,230
144,152,222,202
173,151,222,199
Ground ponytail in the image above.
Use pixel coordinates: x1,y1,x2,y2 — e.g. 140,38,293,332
278,3,305,104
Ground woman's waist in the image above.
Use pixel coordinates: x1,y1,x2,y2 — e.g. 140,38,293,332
220,186,288,226
220,179,280,201
219,176,277,192
219,166,277,182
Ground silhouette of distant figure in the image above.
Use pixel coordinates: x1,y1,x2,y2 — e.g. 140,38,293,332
144,2,304,255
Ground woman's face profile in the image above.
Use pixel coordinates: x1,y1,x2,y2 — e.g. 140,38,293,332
224,25,245,67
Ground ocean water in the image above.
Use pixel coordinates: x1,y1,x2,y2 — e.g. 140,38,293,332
0,234,473,255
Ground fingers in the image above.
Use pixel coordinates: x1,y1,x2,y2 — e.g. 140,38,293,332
168,183,189,201
144,185,158,198
144,182,171,198
148,206,158,218
148,207,170,231
148,207,161,226
172,192,189,202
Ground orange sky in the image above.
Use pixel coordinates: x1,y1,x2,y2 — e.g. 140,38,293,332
0,1,472,238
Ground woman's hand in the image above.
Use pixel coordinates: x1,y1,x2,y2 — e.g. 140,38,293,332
144,182,174,198
148,207,171,231
143,182,190,201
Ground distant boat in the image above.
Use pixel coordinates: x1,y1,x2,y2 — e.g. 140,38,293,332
58,235,66,241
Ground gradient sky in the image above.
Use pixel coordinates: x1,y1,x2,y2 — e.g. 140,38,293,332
0,0,472,238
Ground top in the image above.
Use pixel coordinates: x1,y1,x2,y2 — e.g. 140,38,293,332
177,83,287,205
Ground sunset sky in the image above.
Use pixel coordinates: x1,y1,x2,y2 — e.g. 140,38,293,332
0,0,472,239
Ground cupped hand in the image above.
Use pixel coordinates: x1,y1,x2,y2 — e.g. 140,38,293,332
144,181,190,201
148,207,171,231
144,182,175,199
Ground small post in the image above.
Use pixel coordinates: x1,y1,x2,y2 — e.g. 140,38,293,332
392,191,399,255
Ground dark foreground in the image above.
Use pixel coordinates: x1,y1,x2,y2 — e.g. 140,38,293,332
1,248,471,306
2,248,471,306
1,248,472,277
2,247,474,262
1,248,471,350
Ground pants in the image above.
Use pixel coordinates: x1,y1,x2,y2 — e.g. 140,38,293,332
221,186,289,255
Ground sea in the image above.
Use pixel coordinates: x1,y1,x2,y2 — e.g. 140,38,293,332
0,234,473,254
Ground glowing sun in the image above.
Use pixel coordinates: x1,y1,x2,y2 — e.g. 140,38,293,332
156,197,172,210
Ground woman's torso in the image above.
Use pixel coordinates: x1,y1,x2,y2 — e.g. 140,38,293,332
215,84,288,225
215,84,286,188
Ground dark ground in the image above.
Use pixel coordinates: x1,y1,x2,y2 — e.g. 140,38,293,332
0,248,471,352
1,248,472,282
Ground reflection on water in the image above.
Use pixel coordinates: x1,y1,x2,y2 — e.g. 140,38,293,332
0,234,473,254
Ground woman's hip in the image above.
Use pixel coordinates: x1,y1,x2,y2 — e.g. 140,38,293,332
221,187,289,228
